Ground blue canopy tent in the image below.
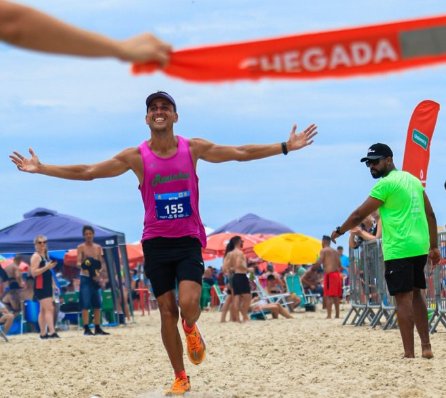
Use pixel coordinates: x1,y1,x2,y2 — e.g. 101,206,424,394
0,208,132,326
0,208,125,253
209,213,294,236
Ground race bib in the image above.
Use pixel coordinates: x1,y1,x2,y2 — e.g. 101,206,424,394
154,190,192,220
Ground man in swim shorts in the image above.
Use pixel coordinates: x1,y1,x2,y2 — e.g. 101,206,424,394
10,91,317,395
223,236,251,322
314,236,342,319
331,143,440,359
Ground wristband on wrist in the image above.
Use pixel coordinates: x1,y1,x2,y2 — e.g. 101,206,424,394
335,226,344,236
281,142,288,155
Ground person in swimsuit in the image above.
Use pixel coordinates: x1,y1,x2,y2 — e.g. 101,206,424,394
220,238,239,323
10,91,317,395
30,235,59,339
314,236,342,319
249,293,293,319
266,274,301,311
222,236,252,323
0,300,14,337
76,225,109,337
3,254,25,290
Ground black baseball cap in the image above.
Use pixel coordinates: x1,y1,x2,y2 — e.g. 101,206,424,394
146,91,176,112
360,143,393,162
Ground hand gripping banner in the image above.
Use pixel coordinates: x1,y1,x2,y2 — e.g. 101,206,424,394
402,100,440,187
133,15,446,82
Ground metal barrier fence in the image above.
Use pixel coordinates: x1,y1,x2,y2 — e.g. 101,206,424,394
343,236,446,333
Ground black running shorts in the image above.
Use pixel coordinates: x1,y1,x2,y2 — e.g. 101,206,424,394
384,254,428,296
142,237,204,298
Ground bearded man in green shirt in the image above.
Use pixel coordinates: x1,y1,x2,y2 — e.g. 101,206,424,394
331,143,441,359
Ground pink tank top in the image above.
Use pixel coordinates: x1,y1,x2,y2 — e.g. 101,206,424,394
138,136,206,247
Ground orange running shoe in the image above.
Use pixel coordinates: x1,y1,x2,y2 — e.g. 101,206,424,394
164,377,191,396
184,322,206,365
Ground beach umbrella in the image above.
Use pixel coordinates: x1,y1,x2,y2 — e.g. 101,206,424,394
202,252,217,262
209,213,294,236
256,261,289,274
0,258,29,272
63,249,77,267
204,233,261,257
0,254,6,262
253,233,322,265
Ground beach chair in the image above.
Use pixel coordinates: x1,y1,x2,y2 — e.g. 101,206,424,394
0,327,8,342
200,283,212,309
212,285,227,312
249,307,270,320
101,290,117,324
285,274,320,308
61,291,81,329
248,297,272,320
253,278,291,311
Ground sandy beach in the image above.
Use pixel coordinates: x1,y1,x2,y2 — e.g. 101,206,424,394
1,308,445,398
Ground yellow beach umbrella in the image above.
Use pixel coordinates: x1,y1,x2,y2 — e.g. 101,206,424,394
253,233,322,264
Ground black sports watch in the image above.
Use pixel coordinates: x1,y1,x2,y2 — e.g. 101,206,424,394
335,226,344,236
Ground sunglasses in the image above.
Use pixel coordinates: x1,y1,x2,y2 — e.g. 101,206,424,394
36,241,47,244
365,158,383,167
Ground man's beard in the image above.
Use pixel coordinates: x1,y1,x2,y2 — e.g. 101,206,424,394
371,168,386,179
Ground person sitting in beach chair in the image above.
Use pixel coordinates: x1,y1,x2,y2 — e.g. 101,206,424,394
265,274,301,311
249,293,293,319
0,300,14,337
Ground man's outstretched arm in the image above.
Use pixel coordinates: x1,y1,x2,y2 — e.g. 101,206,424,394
331,196,383,243
10,147,132,180
190,124,317,163
0,0,171,64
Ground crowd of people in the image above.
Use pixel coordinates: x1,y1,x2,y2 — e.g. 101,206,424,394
0,226,130,340
196,234,363,323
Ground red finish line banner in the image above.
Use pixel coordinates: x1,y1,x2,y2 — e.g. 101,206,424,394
132,15,446,82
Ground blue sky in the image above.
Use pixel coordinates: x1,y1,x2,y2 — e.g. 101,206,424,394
1,0,446,254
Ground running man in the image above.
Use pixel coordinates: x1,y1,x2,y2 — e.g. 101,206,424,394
314,236,342,319
0,0,170,64
222,236,251,322
76,225,109,337
331,143,440,359
10,91,317,395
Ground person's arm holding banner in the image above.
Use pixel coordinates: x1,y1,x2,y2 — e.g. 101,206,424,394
0,0,171,64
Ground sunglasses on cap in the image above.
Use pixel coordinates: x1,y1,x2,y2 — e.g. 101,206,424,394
365,158,383,167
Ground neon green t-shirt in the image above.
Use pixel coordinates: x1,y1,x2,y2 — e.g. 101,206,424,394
369,170,429,261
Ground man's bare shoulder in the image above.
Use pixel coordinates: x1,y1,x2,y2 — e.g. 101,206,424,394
189,137,211,147
188,138,213,157
115,147,141,161
234,248,246,258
